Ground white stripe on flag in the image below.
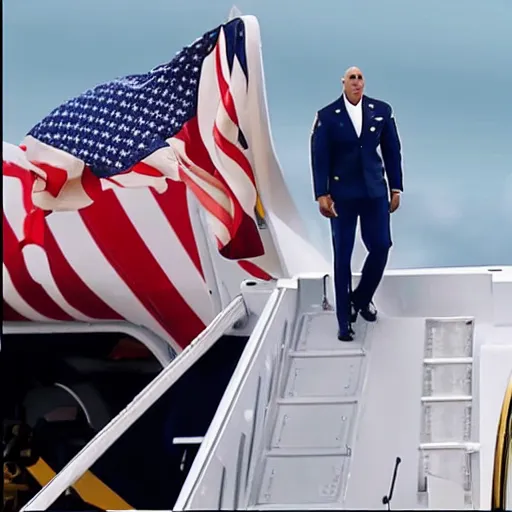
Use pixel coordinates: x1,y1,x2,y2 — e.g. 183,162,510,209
3,176,26,240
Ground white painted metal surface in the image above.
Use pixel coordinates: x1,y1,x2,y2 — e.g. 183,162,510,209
174,268,512,510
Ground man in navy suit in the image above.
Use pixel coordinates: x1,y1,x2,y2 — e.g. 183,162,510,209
310,66,403,341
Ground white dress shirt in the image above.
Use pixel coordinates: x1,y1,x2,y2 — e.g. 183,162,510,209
343,94,362,138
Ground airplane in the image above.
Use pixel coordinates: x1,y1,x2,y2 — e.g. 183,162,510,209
3,11,512,512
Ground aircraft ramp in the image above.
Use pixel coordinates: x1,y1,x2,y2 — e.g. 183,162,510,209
173,274,497,510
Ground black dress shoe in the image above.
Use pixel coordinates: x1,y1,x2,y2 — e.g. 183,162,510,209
338,325,355,342
358,301,378,322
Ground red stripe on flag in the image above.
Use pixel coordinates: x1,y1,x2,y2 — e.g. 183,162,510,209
212,124,256,188
81,165,103,202
20,208,47,249
79,191,206,348
215,42,239,125
3,300,30,322
238,260,274,281
213,42,257,188
132,161,166,178
177,166,234,236
175,117,242,237
3,214,75,321
218,210,264,260
42,227,124,320
30,160,69,198
149,181,204,279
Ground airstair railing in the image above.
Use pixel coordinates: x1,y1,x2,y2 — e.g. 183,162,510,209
491,372,512,510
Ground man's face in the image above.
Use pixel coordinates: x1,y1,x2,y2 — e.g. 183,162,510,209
343,68,365,100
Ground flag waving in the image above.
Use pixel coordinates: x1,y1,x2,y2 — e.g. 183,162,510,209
17,16,265,260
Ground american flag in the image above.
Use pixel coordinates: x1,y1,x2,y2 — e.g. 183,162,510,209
3,15,281,352
18,16,265,262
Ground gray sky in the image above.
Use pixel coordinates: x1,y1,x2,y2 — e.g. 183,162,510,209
3,0,512,268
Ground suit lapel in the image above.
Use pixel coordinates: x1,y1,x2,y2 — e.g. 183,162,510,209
361,96,375,139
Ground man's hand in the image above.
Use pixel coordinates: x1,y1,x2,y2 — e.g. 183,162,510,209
390,191,401,213
318,194,337,218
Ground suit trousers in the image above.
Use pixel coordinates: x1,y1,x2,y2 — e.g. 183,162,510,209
330,195,392,330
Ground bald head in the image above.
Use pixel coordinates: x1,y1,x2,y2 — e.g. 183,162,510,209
342,66,365,105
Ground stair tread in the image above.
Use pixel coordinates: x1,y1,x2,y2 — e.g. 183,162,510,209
266,447,351,457
421,395,473,402
289,348,366,358
249,503,345,510
277,396,359,405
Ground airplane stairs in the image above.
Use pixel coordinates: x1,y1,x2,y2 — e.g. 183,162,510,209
244,305,369,509
173,276,369,510
173,275,484,510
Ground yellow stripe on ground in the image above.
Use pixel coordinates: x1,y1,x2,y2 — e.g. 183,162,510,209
27,458,133,510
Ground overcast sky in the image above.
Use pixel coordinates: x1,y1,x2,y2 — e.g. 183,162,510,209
3,0,512,269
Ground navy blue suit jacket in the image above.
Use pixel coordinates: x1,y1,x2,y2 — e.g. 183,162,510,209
310,94,403,200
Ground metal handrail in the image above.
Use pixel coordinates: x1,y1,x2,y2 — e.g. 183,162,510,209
173,287,285,510
491,372,512,510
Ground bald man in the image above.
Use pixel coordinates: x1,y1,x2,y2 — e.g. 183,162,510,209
310,67,403,341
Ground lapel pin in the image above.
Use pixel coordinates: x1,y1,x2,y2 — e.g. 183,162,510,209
369,103,374,109
370,126,376,132
335,109,341,113
375,116,383,121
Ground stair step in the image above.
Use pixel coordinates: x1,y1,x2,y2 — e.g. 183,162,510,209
270,401,357,451
295,312,368,351
421,395,472,403
283,352,366,399
422,357,473,397
419,441,480,451
266,447,351,457
289,348,366,358
255,451,350,506
424,317,474,358
423,357,473,364
277,396,358,405
249,503,345,510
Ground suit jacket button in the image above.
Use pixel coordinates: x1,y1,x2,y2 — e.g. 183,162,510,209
333,176,339,181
